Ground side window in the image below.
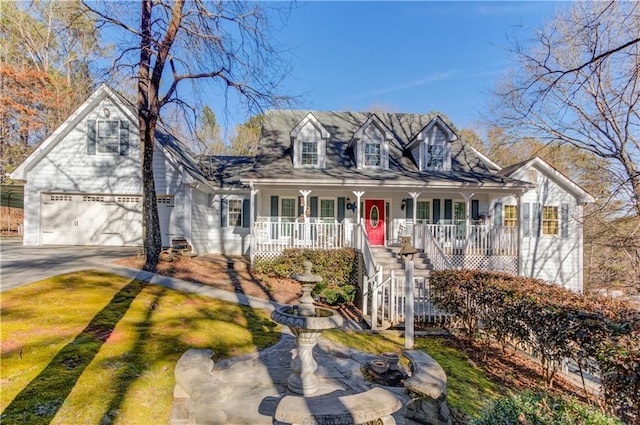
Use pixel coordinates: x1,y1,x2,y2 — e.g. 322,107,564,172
504,205,518,227
542,206,559,235
228,199,243,227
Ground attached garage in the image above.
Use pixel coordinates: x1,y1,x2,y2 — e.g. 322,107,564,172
40,193,143,246
39,194,176,247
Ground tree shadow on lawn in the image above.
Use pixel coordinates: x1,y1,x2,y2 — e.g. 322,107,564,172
1,279,146,425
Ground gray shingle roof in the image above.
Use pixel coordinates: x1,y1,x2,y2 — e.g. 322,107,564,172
244,110,528,188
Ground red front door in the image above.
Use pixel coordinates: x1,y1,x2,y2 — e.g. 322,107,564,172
365,199,385,245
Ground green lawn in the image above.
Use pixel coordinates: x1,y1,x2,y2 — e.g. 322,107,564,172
1,271,502,424
0,271,279,424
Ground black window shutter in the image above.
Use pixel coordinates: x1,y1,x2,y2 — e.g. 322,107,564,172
444,199,452,221
220,198,228,227
337,197,345,222
87,120,96,155
471,200,479,221
405,198,413,219
561,203,569,238
522,203,530,237
242,199,250,228
494,202,503,227
433,199,441,223
119,120,129,155
533,203,541,237
310,196,318,218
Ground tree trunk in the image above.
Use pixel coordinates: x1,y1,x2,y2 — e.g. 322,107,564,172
140,114,162,271
138,0,162,272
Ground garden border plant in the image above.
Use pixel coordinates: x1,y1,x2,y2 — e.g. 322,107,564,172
429,269,640,424
252,248,361,306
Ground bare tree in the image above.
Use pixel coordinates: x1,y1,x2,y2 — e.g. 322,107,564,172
83,0,292,271
491,1,640,216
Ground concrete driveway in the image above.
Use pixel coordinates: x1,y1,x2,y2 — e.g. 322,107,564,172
0,240,139,292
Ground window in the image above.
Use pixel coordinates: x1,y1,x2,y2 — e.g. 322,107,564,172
454,201,466,237
280,198,296,236
364,141,381,167
426,143,445,169
228,199,243,227
320,199,335,221
542,206,559,235
504,205,518,227
97,120,120,153
416,201,430,224
301,140,318,165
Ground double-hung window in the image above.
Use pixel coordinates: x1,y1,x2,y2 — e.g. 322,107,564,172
301,140,318,166
416,201,430,224
320,199,335,222
228,199,243,227
280,198,296,236
426,143,445,169
364,141,381,167
97,120,120,153
542,206,559,235
504,205,518,227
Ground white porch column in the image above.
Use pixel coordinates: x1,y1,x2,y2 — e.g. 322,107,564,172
407,192,421,225
250,185,260,265
352,191,365,224
299,190,312,222
461,192,475,253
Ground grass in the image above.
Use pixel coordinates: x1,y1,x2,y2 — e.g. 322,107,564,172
0,271,279,424
2,270,504,423
324,330,504,419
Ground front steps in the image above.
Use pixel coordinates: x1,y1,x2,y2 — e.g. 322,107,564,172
366,245,434,330
371,245,433,280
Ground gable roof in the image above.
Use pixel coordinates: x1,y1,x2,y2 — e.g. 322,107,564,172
499,156,595,204
244,110,532,190
10,84,213,189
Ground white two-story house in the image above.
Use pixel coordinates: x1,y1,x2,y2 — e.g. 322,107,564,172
12,85,594,293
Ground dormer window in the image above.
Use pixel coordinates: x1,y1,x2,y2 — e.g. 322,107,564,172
350,115,392,170
290,113,330,168
301,139,319,165
407,115,456,172
364,140,381,167
426,142,445,169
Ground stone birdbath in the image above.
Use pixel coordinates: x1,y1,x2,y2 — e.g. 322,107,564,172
270,261,343,395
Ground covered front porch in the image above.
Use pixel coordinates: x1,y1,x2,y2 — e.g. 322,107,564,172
248,187,521,275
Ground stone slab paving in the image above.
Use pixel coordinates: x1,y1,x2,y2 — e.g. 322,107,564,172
171,332,429,425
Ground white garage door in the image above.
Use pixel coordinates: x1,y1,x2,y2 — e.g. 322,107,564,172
41,194,143,246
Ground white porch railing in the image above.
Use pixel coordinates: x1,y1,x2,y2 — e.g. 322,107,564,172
412,223,518,257
372,270,451,328
253,217,350,255
422,226,455,271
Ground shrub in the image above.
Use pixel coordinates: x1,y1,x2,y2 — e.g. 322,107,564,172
253,248,359,306
472,391,624,425
430,269,640,422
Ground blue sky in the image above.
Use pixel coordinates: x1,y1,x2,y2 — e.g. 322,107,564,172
216,1,566,140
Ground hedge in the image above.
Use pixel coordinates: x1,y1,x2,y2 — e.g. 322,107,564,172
430,270,640,424
253,248,360,306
